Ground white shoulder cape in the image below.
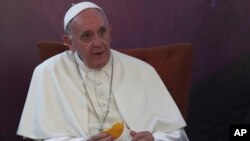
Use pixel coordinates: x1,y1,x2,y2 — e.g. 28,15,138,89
17,50,186,139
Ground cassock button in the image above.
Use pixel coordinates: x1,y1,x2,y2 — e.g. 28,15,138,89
96,81,102,85
97,93,104,97
98,103,106,107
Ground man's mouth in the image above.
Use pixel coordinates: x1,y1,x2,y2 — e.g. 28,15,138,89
92,50,105,55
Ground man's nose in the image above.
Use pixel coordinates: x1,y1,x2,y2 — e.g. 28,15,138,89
92,35,102,47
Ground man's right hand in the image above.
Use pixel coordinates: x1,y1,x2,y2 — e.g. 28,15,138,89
87,132,116,141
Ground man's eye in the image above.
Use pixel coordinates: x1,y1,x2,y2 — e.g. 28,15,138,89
81,33,92,42
99,28,107,37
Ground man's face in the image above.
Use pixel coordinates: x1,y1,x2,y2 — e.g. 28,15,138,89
65,9,111,69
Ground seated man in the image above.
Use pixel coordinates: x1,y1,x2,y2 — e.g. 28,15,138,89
17,1,189,141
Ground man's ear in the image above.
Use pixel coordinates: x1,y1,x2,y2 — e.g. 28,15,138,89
63,35,75,52
108,24,112,42
108,24,112,33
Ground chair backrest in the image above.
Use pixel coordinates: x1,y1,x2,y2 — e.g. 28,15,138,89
37,41,192,119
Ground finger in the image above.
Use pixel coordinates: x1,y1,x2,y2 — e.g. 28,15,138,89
131,131,153,141
101,135,115,141
89,132,110,140
130,130,137,137
131,132,145,141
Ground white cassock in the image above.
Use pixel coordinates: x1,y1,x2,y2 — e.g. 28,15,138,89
17,49,189,141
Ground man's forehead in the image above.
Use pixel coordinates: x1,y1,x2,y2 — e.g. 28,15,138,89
71,9,106,27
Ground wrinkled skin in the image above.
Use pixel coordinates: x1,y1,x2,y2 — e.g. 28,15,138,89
63,9,111,69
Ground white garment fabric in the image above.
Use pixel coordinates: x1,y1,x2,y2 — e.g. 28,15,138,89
63,1,102,31
76,54,131,139
17,50,187,140
39,129,188,141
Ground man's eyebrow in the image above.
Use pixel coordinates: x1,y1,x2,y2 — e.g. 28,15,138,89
100,26,106,29
80,30,91,37
98,26,107,31
79,26,107,36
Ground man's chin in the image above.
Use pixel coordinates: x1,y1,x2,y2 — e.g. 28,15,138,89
90,53,110,69
90,60,108,69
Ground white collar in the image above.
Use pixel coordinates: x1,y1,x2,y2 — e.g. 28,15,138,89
74,51,112,73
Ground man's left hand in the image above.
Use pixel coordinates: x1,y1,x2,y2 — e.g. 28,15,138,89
130,131,154,141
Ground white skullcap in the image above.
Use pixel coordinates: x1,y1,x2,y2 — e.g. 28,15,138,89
64,1,102,31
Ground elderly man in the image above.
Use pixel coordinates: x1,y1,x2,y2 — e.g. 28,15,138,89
17,1,189,141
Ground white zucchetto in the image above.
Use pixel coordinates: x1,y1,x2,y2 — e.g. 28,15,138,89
64,1,102,31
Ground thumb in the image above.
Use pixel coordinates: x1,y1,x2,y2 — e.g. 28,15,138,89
130,130,137,137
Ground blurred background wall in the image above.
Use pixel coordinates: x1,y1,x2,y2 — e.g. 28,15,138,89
0,0,250,140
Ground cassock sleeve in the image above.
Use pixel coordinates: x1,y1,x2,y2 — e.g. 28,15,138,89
153,128,189,141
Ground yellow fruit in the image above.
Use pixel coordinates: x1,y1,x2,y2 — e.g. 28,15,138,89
102,122,124,138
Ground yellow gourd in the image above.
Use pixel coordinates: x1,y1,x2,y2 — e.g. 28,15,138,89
102,122,124,138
